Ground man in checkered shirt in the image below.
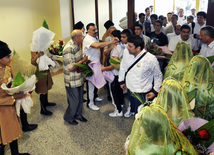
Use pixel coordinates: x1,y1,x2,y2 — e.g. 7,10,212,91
63,30,88,125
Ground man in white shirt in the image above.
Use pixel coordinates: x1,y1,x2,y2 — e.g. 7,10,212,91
134,13,146,34
177,8,186,25
83,23,118,111
168,25,198,53
120,35,162,114
167,24,181,41
190,11,207,49
199,26,214,57
134,23,150,47
165,14,178,35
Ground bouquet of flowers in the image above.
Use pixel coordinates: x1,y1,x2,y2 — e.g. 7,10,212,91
73,61,93,79
48,40,65,56
109,57,121,70
179,118,214,154
147,44,171,58
1,71,37,116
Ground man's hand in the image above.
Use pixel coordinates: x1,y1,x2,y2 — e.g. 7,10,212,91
13,92,25,100
111,37,119,43
69,67,76,72
37,52,44,58
120,84,126,90
146,92,155,100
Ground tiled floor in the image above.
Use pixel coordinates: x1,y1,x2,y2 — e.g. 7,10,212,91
4,73,134,155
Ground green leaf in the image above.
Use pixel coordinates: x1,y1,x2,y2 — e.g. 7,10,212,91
73,64,91,69
12,71,25,87
109,58,120,64
207,55,214,64
42,17,49,30
131,92,145,105
187,89,197,102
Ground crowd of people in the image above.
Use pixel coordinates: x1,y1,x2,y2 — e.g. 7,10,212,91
0,6,214,155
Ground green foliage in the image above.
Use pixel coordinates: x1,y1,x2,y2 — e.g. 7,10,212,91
207,55,214,64
42,17,49,30
12,71,25,87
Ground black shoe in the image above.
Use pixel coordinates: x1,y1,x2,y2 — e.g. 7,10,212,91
83,99,87,102
17,153,30,155
68,120,78,125
41,110,53,115
76,116,87,122
22,124,38,132
46,102,56,106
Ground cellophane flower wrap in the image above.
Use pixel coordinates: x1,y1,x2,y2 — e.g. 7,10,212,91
30,26,56,71
181,55,214,121
1,71,37,116
163,42,193,81
155,78,194,127
126,103,198,155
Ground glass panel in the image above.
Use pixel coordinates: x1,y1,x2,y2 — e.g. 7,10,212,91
199,0,208,12
155,0,173,17
112,0,127,31
135,0,154,15
174,0,196,16
73,0,95,35
98,0,109,39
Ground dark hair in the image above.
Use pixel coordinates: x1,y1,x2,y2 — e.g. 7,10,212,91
161,17,167,21
155,20,163,27
139,13,145,18
159,15,164,20
86,23,95,31
172,14,178,19
111,30,121,41
145,7,150,12
181,24,191,31
151,14,158,20
167,12,172,15
201,26,214,38
121,29,132,38
134,23,143,30
197,11,207,19
187,15,194,20
73,21,84,30
127,35,144,50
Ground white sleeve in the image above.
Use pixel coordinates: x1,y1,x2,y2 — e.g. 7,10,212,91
168,38,176,51
152,58,163,92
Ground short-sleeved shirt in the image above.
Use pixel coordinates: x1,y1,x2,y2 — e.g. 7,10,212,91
150,32,168,46
83,34,100,62
110,43,124,76
168,35,198,51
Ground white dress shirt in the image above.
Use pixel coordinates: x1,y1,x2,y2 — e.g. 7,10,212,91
125,49,162,93
118,44,134,83
168,35,198,51
83,34,100,62
200,41,214,57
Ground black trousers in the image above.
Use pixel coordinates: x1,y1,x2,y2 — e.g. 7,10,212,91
111,76,124,112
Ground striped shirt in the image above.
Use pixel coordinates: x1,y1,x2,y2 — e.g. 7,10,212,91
63,40,83,88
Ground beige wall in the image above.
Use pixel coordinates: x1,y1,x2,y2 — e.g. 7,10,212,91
0,0,62,63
